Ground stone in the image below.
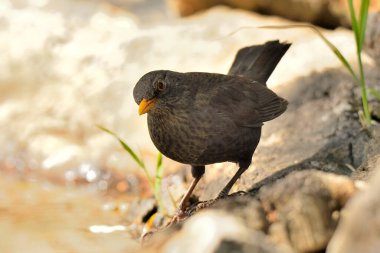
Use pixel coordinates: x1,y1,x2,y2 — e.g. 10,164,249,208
327,158,380,253
258,170,358,252
142,170,360,253
365,12,380,63
167,0,380,28
166,0,221,17
141,210,283,253
208,195,269,232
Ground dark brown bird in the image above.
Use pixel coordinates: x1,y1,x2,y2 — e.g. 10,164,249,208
133,41,290,214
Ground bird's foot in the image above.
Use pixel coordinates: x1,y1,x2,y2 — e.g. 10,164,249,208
195,194,236,210
217,189,247,199
166,208,189,227
167,191,249,226
192,199,216,210
194,191,248,211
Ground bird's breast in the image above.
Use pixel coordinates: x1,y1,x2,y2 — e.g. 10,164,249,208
147,110,206,164
147,109,261,166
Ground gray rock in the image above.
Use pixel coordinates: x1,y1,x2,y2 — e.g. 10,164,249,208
259,170,357,252
167,0,351,28
209,195,269,232
365,12,380,64
351,126,380,180
143,170,359,253
327,158,380,253
141,210,284,253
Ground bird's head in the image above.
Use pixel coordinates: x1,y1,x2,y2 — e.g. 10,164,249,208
133,70,188,115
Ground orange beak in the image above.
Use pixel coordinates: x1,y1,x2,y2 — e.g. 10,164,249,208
138,98,156,115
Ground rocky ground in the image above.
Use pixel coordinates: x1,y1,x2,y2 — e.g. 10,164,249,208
1,0,380,252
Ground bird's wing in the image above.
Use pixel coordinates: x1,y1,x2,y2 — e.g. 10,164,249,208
208,80,288,127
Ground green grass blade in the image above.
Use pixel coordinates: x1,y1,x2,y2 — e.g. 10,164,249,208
153,152,169,216
97,125,171,215
259,24,358,81
348,0,360,46
357,50,371,125
370,89,380,101
97,125,145,168
154,152,164,195
352,0,371,125
97,125,155,186
358,0,370,51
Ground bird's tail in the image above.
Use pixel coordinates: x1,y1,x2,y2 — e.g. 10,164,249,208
228,40,291,85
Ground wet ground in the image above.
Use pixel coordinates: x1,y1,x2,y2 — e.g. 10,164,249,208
0,175,141,252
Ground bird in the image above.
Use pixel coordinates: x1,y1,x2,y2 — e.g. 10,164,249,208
133,40,290,215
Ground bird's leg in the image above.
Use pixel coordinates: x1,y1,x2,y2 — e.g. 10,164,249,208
168,166,204,225
217,161,250,198
178,165,205,212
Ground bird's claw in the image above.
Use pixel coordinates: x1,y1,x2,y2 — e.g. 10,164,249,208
166,208,188,226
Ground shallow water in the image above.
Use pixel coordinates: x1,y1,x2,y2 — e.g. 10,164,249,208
0,175,143,252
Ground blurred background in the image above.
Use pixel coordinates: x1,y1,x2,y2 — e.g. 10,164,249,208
0,0,379,252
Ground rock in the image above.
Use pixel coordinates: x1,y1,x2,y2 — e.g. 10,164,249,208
167,0,380,28
351,126,380,180
141,210,283,253
209,196,269,232
370,101,380,121
167,0,221,17
258,170,357,252
351,155,380,180
143,170,359,253
327,158,380,253
365,12,380,63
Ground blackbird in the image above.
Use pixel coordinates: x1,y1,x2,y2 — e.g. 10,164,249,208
133,40,290,213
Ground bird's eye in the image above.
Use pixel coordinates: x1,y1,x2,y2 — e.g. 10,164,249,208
156,80,166,91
